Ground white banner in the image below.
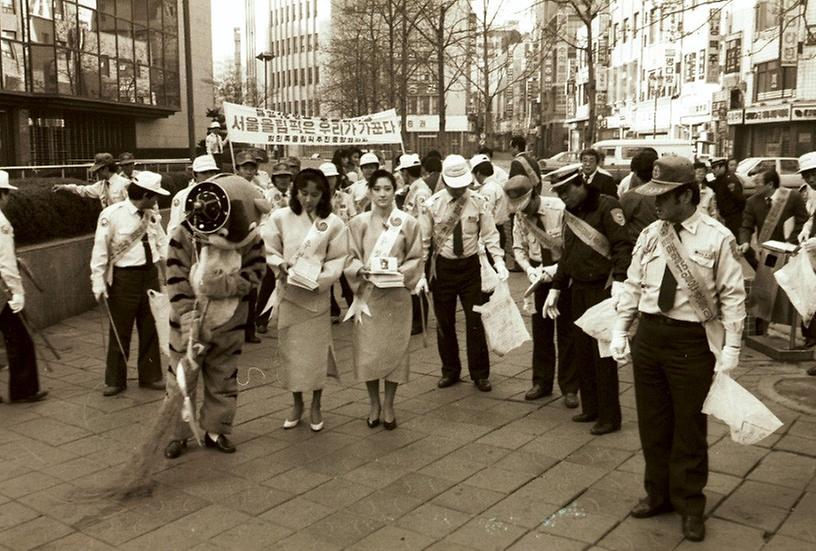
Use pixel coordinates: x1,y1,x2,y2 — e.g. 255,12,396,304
223,102,403,145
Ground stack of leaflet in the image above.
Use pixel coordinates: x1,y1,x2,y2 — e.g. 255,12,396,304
287,256,321,290
368,256,404,288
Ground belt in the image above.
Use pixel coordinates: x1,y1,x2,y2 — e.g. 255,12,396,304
641,312,702,328
438,254,478,262
114,264,154,271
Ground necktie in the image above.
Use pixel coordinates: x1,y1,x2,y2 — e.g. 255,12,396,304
657,224,683,312
453,220,464,257
138,210,153,266
534,215,553,265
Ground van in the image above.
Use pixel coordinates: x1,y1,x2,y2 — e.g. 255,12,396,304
591,139,698,180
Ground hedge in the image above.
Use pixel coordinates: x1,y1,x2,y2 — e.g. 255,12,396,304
6,173,190,246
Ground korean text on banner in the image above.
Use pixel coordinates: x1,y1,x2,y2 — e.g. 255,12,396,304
223,102,403,145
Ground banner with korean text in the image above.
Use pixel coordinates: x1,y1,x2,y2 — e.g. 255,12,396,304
223,102,403,146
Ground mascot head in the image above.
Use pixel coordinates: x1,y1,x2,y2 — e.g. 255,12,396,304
185,174,271,249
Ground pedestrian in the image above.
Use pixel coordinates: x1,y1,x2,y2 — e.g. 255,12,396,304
542,166,633,435
205,121,224,169
617,147,656,196
320,162,356,323
348,152,380,212
504,174,578,407
53,152,129,208
479,145,514,269
0,171,48,404
262,168,348,432
345,169,424,430
797,152,816,366
710,157,745,237
470,153,509,257
423,152,443,193
253,150,273,190
727,157,738,176
286,156,302,177
509,136,541,193
347,146,363,180
420,154,509,392
579,148,618,197
118,152,139,180
166,154,220,246
694,161,720,220
620,149,659,241
611,156,746,542
478,146,509,184
90,171,168,396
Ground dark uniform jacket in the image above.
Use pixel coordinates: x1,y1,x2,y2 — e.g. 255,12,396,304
584,171,618,198
738,186,809,245
510,153,541,191
713,173,745,217
551,186,634,289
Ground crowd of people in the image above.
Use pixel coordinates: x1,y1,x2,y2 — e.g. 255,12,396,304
3,136,816,543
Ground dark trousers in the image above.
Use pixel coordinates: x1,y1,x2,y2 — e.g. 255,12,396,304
571,282,621,426
255,267,276,328
330,274,354,317
105,266,162,388
412,293,429,333
0,305,40,401
431,255,489,381
722,211,742,238
245,287,258,341
632,316,715,516
532,279,578,394
802,319,816,343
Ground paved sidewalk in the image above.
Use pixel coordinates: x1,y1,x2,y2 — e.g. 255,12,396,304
1,274,815,550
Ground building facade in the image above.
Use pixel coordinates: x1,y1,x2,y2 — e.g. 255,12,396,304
0,0,213,167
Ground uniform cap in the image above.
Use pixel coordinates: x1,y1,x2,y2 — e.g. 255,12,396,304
132,171,170,196
396,153,421,171
192,154,219,173
547,166,582,190
469,153,491,171
635,157,695,196
0,170,17,191
504,174,532,196
235,150,258,166
798,152,816,174
118,152,136,165
272,162,292,176
208,121,221,129
319,162,339,177
90,152,115,173
441,154,472,189
359,152,379,167
709,156,727,167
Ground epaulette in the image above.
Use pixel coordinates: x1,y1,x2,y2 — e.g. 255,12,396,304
699,214,733,238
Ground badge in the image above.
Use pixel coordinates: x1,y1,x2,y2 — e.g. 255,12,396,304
391,217,402,226
652,165,661,180
100,218,109,227
172,198,180,207
694,248,715,260
610,208,626,226
0,225,9,235
317,221,328,232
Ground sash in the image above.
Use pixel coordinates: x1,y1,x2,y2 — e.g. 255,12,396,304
430,195,468,278
563,210,611,260
105,213,151,284
516,154,540,187
291,216,329,267
517,211,563,254
344,209,407,323
656,221,725,361
757,188,791,244
404,182,427,216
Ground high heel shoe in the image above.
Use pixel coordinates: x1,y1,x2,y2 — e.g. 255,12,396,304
367,418,380,428
383,419,397,430
282,417,300,429
310,421,324,432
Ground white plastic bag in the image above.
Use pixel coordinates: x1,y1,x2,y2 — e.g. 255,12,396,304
479,251,499,293
574,298,617,358
473,281,531,356
147,289,170,358
702,372,783,445
773,251,816,325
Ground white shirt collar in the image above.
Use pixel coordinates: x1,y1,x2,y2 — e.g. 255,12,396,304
679,210,702,235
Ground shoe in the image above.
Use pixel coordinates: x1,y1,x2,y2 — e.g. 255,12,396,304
631,497,674,519
572,412,598,423
103,386,125,397
256,324,268,334
331,315,341,325
564,393,579,409
437,375,460,388
474,379,492,392
245,335,262,344
283,418,300,429
367,417,380,428
204,433,236,453
139,381,165,391
310,421,324,432
411,327,423,335
524,384,551,401
383,419,397,430
10,390,49,403
590,422,620,436
808,366,816,376
682,515,705,542
164,439,187,459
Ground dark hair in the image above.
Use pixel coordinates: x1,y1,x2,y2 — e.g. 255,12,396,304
580,148,600,162
422,156,442,174
366,168,396,190
289,168,333,218
510,136,526,151
630,149,658,182
762,169,781,188
128,185,156,201
478,146,494,157
693,161,707,170
473,161,494,178
393,153,402,168
425,150,442,160
349,147,363,157
405,165,422,179
642,147,658,156
667,182,700,206
331,148,347,165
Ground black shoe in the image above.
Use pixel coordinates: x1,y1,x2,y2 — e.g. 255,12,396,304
383,419,397,430
103,386,125,397
474,379,492,392
630,497,674,519
411,326,423,335
164,439,187,459
524,384,551,401
367,418,380,428
245,336,262,344
10,390,49,403
139,381,165,391
564,393,579,409
572,412,598,423
590,422,620,436
331,315,341,325
256,324,268,334
204,433,236,454
437,375,460,388
682,515,705,542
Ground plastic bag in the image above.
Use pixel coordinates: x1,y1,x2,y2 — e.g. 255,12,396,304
473,281,531,356
479,251,499,293
147,289,170,358
773,251,816,325
702,372,783,445
574,298,617,358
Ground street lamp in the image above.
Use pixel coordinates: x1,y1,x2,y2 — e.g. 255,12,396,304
649,72,665,138
256,51,275,109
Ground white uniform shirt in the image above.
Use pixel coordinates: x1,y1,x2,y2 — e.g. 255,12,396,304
166,181,196,246
61,173,129,208
205,133,223,155
0,210,23,297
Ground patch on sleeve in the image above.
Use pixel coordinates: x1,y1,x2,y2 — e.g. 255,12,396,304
728,239,739,260
610,208,626,226
99,217,109,227
0,225,10,235
172,198,180,207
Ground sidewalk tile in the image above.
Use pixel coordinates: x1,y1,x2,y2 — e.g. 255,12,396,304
397,502,472,538
778,491,816,543
433,484,506,515
675,517,764,551
599,515,684,551
382,472,455,501
509,532,586,551
538,503,621,544
447,515,527,551
709,438,769,477
353,525,435,550
346,489,422,522
209,518,292,550
35,532,116,550
0,502,40,532
304,510,384,548
748,451,816,489
762,534,816,550
261,468,331,494
0,515,73,551
566,445,633,470
301,476,375,508
217,485,294,515
275,531,342,551
0,471,62,499
465,467,536,494
483,493,562,529
259,496,333,530
164,504,251,540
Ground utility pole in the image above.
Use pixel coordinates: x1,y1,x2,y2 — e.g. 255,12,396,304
182,0,196,160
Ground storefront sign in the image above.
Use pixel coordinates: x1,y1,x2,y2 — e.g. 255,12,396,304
780,14,799,66
665,49,677,86
792,104,816,121
743,104,791,125
405,115,468,133
727,109,744,125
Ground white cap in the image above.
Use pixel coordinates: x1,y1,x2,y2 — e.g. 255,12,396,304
0,170,17,191
469,153,491,171
208,121,220,129
192,155,218,173
798,152,816,174
396,153,421,171
132,170,170,196
319,162,339,177
359,152,379,167
441,154,472,189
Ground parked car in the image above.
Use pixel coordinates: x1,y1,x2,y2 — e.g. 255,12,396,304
734,157,804,195
538,151,579,174
592,139,699,181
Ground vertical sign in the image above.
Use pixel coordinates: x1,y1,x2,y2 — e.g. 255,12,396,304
780,9,799,67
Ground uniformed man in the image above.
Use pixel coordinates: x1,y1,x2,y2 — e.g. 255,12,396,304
0,171,48,404
167,155,221,246
286,156,302,177
509,136,541,193
90,171,169,396
505,174,578,407
694,161,720,220
253,150,273,190
118,152,139,180
348,152,379,212
471,153,509,250
420,154,509,392
321,162,356,322
53,152,129,208
543,166,633,435
710,156,745,237
611,156,746,543
205,121,224,169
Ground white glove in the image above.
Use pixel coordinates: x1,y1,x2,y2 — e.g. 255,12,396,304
610,330,630,364
717,345,740,373
93,285,108,302
526,266,541,284
610,281,625,308
413,276,429,295
801,238,816,252
495,263,509,282
543,289,561,319
8,293,24,313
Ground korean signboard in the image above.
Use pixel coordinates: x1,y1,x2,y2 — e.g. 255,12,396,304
727,109,744,125
792,104,816,121
780,13,799,67
744,104,791,125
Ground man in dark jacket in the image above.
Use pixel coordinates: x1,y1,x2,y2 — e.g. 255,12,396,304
620,149,659,241
580,148,618,198
509,136,541,193
711,157,745,236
